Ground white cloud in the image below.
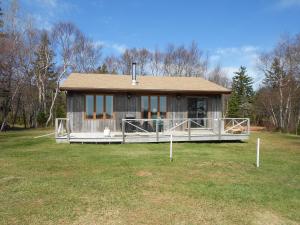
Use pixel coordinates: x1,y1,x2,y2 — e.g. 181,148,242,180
277,0,300,8
97,40,127,54
111,43,127,53
36,0,58,8
210,45,264,89
21,0,77,30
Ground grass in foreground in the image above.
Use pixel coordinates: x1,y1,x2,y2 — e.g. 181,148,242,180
0,129,299,225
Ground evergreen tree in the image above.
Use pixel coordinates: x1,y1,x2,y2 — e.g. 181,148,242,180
228,66,254,118
263,57,286,88
97,63,109,74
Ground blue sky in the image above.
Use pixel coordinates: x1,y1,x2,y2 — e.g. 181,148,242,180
11,0,300,82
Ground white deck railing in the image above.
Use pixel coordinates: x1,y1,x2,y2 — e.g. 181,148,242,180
54,117,250,143
55,118,70,141
121,118,250,143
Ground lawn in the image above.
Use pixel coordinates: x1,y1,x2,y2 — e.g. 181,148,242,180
0,129,299,225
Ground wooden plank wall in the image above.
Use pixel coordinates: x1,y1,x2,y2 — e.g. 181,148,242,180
114,94,141,131
67,92,116,132
67,92,223,133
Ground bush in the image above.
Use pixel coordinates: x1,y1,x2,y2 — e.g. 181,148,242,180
37,111,47,127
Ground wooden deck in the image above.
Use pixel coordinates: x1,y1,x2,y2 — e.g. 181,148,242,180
56,131,249,143
55,118,250,144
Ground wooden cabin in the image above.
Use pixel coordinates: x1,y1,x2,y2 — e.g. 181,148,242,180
56,69,250,143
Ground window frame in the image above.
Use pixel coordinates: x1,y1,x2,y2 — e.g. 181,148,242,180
140,95,167,119
84,94,114,120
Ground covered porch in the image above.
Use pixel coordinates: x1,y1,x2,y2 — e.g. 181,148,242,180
55,118,250,143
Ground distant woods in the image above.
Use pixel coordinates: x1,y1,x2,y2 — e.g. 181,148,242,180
255,35,300,133
0,1,102,129
0,0,299,134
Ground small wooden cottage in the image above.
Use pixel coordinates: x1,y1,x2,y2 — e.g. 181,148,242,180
57,67,249,143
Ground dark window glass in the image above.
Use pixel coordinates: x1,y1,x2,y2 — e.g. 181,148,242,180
159,96,167,119
96,95,103,119
86,95,94,119
105,95,113,119
150,96,158,119
141,96,149,119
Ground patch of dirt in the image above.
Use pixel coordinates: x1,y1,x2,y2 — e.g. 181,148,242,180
0,176,23,184
71,209,122,225
250,126,266,131
136,171,152,177
254,211,298,225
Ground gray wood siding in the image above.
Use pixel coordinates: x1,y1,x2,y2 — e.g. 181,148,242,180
66,92,223,133
67,93,115,132
114,94,141,131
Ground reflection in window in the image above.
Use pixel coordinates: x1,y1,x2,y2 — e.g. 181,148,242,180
150,96,158,119
106,95,113,119
86,95,114,119
159,96,166,119
141,96,148,119
86,95,94,119
141,96,167,119
96,95,103,119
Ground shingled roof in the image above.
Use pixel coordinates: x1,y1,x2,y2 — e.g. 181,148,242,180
60,73,231,94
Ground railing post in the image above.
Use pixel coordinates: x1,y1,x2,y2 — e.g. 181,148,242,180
247,118,250,134
122,119,125,143
218,118,222,140
156,120,159,142
188,119,191,141
67,119,70,143
55,118,58,138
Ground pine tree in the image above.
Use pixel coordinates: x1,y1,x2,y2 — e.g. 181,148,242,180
263,57,286,88
228,66,254,118
97,63,109,74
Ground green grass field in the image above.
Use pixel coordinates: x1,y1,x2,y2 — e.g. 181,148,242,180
0,129,299,225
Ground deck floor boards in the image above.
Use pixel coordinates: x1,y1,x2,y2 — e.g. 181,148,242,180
56,131,249,143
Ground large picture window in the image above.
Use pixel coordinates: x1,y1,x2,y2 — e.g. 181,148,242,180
85,95,94,119
141,96,167,119
85,95,114,119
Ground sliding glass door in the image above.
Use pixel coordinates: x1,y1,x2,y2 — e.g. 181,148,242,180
187,98,207,127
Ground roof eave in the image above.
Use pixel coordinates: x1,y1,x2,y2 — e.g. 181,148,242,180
60,87,231,94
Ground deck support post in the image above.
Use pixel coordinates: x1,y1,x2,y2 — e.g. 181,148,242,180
122,119,125,143
188,119,191,141
218,118,222,141
156,120,159,142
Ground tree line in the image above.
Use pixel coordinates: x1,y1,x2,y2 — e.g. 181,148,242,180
0,0,299,134
0,1,101,130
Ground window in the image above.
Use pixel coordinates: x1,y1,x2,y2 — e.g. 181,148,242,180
85,95,114,119
105,95,113,119
160,96,167,119
96,95,103,119
85,95,94,119
141,96,167,119
150,96,158,119
141,96,149,119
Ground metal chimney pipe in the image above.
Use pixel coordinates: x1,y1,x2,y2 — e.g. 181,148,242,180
131,62,137,85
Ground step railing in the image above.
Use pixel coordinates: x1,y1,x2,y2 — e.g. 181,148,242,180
55,118,70,141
